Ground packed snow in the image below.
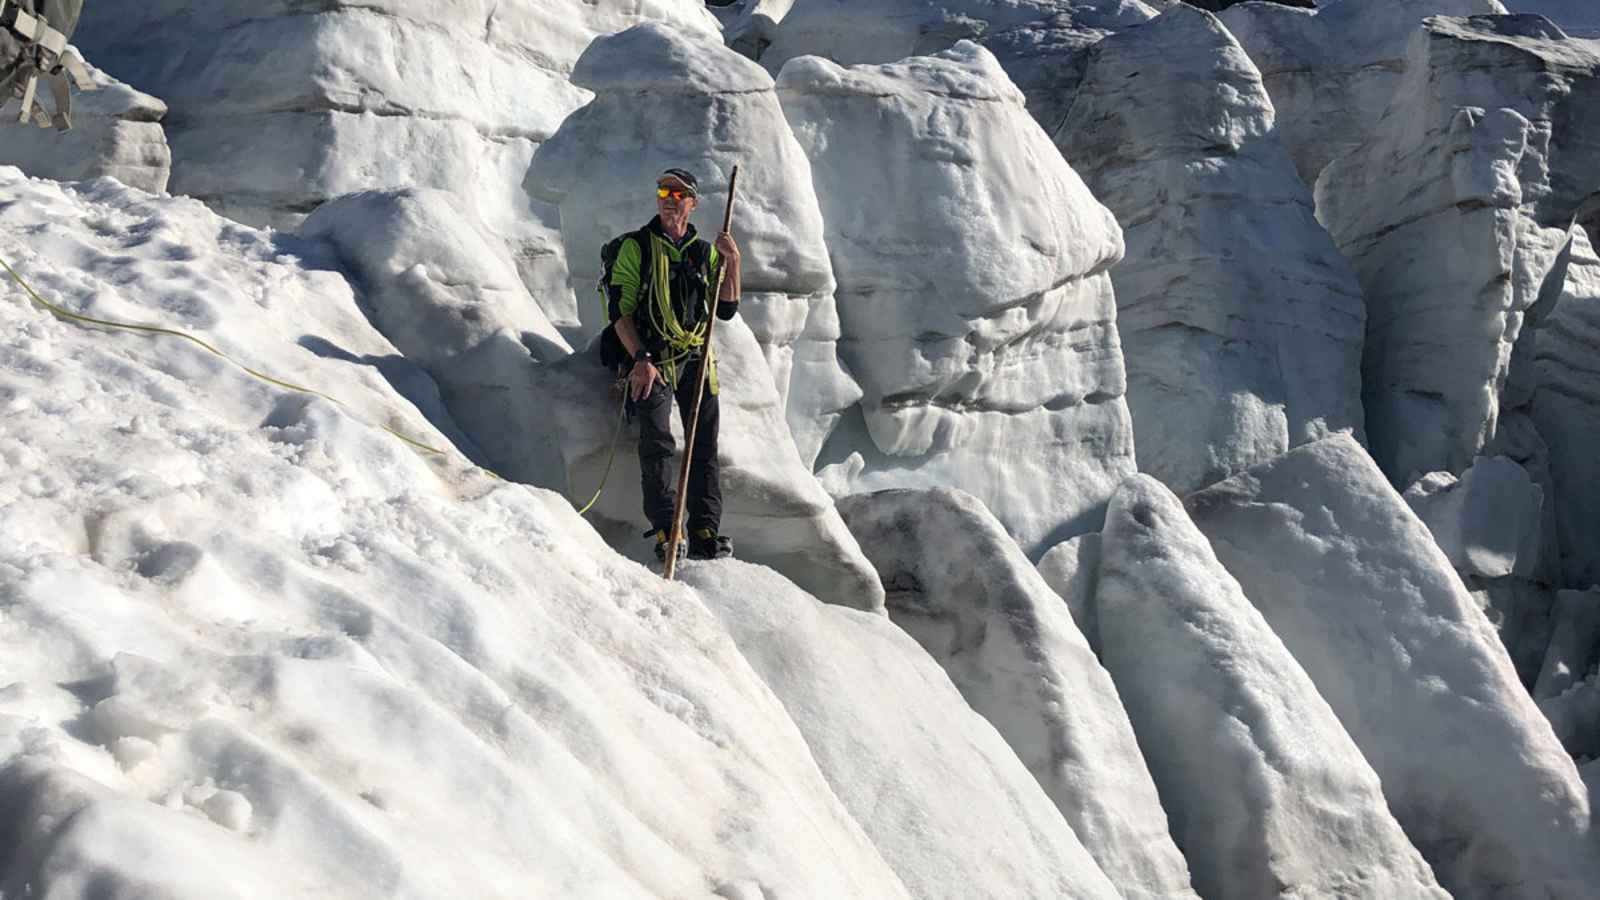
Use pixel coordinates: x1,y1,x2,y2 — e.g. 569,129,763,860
684,561,1122,900
0,168,928,898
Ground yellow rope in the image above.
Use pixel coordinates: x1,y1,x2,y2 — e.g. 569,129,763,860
571,387,629,516
0,254,459,462
641,233,727,392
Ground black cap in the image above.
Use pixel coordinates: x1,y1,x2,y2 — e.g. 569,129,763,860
658,167,699,196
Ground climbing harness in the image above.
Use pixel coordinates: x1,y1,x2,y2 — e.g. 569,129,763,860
1,0,95,131
640,232,715,392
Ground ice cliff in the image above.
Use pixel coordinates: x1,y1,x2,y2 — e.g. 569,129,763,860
782,42,1137,556
1317,15,1600,484
1059,5,1365,493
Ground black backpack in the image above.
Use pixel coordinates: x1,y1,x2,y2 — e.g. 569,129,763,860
596,227,652,370
2,0,95,130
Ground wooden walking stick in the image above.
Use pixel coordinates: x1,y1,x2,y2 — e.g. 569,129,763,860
664,164,739,580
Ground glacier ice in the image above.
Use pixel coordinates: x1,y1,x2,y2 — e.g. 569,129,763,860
1059,4,1365,494
781,42,1137,556
837,487,1197,900
1098,474,1446,900
1317,14,1600,485
1187,434,1600,898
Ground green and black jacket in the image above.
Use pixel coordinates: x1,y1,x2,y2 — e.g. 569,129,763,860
606,215,736,390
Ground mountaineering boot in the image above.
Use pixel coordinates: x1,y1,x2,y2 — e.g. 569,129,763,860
651,529,685,564
688,528,733,560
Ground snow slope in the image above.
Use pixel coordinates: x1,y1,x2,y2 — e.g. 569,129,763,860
0,167,1056,898
686,562,1122,900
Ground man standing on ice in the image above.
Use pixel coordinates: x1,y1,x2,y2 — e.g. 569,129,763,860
604,167,742,563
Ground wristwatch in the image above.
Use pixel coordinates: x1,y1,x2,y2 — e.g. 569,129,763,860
634,348,653,365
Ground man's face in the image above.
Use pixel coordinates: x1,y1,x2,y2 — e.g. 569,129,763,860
656,177,697,224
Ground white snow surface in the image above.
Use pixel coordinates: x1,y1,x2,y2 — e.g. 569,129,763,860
782,42,1137,556
0,58,170,195
1219,0,1508,184
1316,15,1600,484
73,0,721,334
0,167,946,898
1096,474,1446,900
1058,4,1366,495
526,22,861,465
1186,434,1600,898
682,560,1122,900
836,487,1198,900
1403,455,1544,579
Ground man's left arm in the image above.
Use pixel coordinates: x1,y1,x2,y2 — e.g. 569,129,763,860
713,231,741,320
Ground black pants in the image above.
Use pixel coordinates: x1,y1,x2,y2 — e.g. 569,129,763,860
633,355,721,535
